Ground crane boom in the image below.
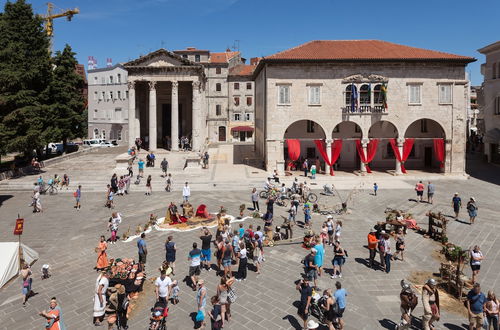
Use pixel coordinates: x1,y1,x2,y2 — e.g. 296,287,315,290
41,2,79,39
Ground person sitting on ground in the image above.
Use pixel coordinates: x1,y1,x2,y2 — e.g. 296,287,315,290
183,202,194,218
167,202,182,224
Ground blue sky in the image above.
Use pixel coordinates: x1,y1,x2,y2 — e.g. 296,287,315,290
2,0,498,85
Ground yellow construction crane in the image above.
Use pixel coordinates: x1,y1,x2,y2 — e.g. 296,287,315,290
41,2,79,50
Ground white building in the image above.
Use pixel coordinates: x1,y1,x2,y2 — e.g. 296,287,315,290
478,41,500,163
253,40,475,175
87,64,129,143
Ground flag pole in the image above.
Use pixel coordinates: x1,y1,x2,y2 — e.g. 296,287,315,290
18,213,22,272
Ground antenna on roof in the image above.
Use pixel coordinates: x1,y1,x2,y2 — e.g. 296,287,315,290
232,40,240,52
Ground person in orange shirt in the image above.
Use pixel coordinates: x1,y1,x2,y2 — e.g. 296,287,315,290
38,297,65,330
95,236,109,270
367,229,379,269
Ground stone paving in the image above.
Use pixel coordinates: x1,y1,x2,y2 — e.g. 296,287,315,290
0,151,499,330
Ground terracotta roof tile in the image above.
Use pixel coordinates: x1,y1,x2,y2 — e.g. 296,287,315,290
265,40,475,62
210,51,240,63
229,64,255,76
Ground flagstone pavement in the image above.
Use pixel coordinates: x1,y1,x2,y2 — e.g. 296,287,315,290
0,155,499,330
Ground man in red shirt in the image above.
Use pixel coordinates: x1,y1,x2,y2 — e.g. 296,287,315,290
415,181,425,202
367,229,379,269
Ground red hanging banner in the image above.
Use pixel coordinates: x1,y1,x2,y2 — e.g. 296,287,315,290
330,140,343,175
314,140,332,175
389,138,414,173
356,139,379,173
433,138,445,168
286,139,301,161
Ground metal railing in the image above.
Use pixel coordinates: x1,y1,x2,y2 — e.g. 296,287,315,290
342,105,387,114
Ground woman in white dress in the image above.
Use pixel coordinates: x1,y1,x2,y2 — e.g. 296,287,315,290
93,271,109,326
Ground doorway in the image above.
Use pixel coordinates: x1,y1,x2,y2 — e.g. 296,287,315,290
162,104,171,148
218,126,226,142
424,147,433,167
239,132,245,142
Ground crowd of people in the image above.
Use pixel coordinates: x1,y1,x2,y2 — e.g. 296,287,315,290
25,148,499,330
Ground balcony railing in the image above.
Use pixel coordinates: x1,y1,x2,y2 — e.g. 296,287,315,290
342,105,387,114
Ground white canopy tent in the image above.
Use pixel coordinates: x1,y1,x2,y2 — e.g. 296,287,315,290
0,242,39,288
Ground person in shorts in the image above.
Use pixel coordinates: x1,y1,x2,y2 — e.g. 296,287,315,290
415,181,425,202
304,248,317,287
199,228,213,271
296,277,312,330
427,181,435,204
334,281,347,329
189,243,202,290
467,283,486,330
137,233,147,266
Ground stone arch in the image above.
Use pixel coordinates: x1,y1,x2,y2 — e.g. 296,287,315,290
368,120,399,138
283,120,327,172
403,118,446,171
331,121,362,170
404,118,446,139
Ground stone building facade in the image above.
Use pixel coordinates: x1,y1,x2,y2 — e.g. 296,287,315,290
121,48,248,150
253,40,475,174
228,65,256,142
87,64,129,143
478,41,500,163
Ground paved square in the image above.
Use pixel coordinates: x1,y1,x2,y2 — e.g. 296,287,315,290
0,152,499,330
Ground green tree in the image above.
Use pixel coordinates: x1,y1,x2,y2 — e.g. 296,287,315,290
0,0,51,158
44,44,86,151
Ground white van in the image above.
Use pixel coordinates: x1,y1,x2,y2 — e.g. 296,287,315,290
83,139,102,147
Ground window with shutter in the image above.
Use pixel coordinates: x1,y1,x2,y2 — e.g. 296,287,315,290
408,85,421,104
438,84,452,104
278,85,291,104
308,86,320,105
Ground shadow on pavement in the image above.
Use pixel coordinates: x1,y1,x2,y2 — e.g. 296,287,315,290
378,318,397,329
466,154,500,185
0,194,14,208
282,314,302,330
443,322,468,329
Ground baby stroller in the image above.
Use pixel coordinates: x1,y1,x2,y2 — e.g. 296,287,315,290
134,175,141,185
41,264,50,279
149,301,168,330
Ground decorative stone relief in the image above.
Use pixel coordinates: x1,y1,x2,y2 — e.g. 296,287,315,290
148,80,157,90
127,81,135,90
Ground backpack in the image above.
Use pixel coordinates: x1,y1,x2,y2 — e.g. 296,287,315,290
121,294,129,311
73,191,78,197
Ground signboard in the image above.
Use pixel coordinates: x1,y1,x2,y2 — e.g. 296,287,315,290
13,218,24,235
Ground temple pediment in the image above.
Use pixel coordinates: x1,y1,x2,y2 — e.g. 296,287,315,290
124,49,195,68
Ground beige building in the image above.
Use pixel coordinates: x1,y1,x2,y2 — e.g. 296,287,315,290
253,40,475,174
478,41,500,163
123,48,247,150
228,64,256,142
87,64,129,143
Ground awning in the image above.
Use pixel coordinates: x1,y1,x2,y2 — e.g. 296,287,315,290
485,128,500,144
231,126,254,133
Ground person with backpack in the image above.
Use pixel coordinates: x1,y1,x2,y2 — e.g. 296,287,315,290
378,231,387,271
116,284,129,330
396,280,418,330
331,241,346,279
304,248,318,287
467,197,478,224
160,158,168,177
74,185,81,210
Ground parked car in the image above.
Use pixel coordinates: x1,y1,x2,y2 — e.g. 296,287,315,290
100,142,116,147
83,139,103,147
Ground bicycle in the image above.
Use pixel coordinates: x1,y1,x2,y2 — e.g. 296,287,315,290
41,183,58,195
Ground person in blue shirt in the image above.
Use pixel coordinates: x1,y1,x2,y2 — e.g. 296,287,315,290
137,233,147,266
452,193,462,219
466,283,487,330
334,281,347,329
373,183,378,196
313,239,324,277
138,159,145,178
238,224,245,239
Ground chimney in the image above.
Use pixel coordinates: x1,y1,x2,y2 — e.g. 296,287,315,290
186,47,196,50
106,58,113,67
226,48,231,52
250,57,261,66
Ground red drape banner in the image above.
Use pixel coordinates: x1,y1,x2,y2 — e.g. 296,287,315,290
286,139,301,161
389,138,415,173
433,138,445,168
330,140,343,175
314,140,333,176
356,139,379,173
